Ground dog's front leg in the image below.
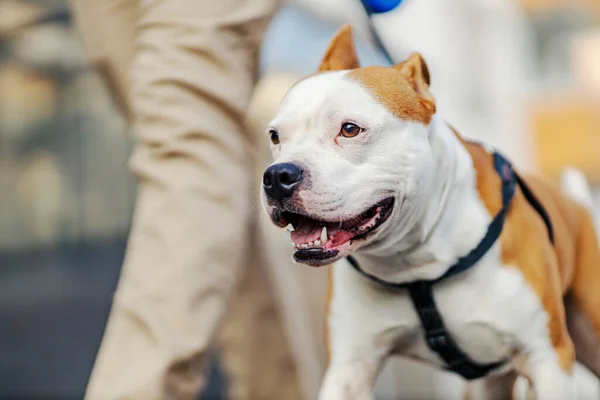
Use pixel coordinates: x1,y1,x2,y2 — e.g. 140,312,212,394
319,289,393,400
319,260,409,400
319,302,395,400
318,350,388,400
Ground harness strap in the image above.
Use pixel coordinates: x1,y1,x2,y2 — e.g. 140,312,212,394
514,172,555,245
347,150,555,380
406,282,504,379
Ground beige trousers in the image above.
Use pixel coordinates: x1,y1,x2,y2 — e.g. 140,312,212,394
70,1,325,399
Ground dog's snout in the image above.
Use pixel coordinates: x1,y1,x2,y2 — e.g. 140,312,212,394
263,163,303,202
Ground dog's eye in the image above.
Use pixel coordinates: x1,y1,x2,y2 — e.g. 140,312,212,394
269,129,280,145
340,123,363,138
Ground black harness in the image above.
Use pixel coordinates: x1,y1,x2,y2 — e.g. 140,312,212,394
347,150,555,381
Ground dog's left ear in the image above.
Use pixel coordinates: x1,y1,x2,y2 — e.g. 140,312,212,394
394,53,435,111
318,25,360,72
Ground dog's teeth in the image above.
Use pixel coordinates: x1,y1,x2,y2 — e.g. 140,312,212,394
308,241,314,247
314,239,321,246
320,227,327,243
301,244,308,249
286,223,295,232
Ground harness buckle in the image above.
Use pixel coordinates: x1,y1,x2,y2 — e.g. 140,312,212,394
425,332,447,351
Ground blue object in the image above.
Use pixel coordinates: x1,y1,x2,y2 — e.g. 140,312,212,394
360,0,403,14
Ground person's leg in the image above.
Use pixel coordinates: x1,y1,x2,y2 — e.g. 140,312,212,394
74,0,303,398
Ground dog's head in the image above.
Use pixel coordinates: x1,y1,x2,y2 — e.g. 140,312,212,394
261,25,437,266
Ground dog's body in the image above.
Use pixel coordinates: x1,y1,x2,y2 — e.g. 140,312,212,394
323,134,600,399
261,26,600,399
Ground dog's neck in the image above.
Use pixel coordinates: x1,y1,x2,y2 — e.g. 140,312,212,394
352,115,492,283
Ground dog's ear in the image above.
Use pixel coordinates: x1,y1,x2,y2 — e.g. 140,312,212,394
394,53,435,112
318,25,360,72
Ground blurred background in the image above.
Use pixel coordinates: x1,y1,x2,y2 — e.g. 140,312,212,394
1,0,600,398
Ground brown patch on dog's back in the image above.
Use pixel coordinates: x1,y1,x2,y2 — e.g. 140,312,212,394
348,66,435,125
457,130,577,372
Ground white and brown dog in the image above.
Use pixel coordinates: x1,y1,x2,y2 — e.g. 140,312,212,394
261,25,600,400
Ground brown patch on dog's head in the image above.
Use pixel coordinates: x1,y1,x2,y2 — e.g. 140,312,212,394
317,26,435,124
348,53,436,124
318,24,360,72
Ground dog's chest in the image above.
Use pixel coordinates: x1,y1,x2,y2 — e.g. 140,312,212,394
401,265,535,366
330,256,549,368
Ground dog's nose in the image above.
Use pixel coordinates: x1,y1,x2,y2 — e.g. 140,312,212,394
263,163,303,202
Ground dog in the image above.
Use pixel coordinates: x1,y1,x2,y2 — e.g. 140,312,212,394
260,25,600,399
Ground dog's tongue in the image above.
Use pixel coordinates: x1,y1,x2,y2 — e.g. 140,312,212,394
290,219,321,245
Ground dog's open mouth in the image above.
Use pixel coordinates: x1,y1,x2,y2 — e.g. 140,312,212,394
278,197,395,265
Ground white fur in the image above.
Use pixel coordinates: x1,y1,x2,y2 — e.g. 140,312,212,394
263,72,576,399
